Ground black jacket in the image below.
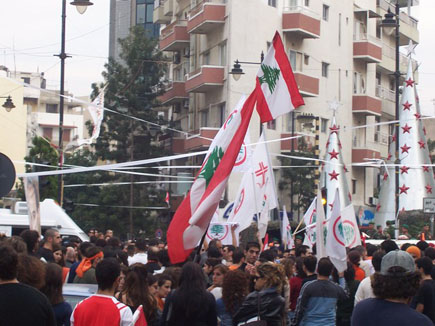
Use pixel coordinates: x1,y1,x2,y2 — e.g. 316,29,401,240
233,288,285,326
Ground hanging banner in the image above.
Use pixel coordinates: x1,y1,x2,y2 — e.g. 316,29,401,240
24,176,41,235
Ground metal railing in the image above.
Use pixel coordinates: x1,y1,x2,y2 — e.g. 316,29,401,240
376,85,395,102
282,0,319,18
353,33,382,47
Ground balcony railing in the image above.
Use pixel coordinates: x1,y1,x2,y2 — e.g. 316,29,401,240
283,0,319,18
353,33,382,47
375,85,395,102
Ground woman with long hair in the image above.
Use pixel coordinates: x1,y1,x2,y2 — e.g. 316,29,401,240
53,244,70,283
41,263,72,326
289,257,307,319
161,262,217,326
208,264,229,300
233,262,286,326
155,274,172,311
116,264,159,326
216,269,249,326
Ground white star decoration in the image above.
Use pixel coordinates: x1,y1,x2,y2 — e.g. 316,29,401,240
327,98,341,115
406,40,417,57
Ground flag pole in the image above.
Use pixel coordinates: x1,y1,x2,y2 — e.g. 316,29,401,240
193,225,209,263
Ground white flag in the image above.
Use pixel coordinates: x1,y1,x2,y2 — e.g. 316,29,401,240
78,89,105,145
281,206,294,249
302,197,317,248
341,204,361,248
315,189,327,259
258,194,270,238
326,189,347,273
232,128,253,173
24,176,41,235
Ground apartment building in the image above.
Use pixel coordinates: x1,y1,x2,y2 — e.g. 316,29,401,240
153,0,419,218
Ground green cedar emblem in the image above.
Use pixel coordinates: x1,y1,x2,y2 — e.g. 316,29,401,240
199,146,224,187
210,224,225,236
258,64,281,94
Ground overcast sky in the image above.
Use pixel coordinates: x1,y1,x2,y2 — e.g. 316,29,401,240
0,1,433,114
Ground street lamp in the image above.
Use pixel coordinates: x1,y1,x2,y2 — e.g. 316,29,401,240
57,0,93,205
229,52,264,81
380,5,400,238
1,96,15,112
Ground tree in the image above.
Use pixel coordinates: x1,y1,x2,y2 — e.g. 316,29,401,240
62,26,169,238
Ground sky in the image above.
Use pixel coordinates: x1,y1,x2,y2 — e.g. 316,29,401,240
0,0,433,114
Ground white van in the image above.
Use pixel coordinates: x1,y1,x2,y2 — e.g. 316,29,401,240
0,199,89,241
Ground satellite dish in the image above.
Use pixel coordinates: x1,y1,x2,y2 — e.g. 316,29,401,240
0,153,16,197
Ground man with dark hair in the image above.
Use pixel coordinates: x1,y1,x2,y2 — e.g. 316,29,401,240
145,246,161,274
222,245,235,265
423,247,435,281
380,239,398,253
301,256,317,285
238,242,260,273
68,241,94,283
73,246,104,284
128,238,148,265
37,228,62,262
0,244,56,326
71,258,132,326
354,249,386,305
352,250,432,326
19,229,40,255
229,248,245,270
295,245,310,257
411,257,435,323
291,257,346,326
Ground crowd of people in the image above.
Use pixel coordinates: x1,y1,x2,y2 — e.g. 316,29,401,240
1,227,435,326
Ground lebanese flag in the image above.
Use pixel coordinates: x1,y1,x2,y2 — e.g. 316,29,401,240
325,189,347,273
256,32,304,123
132,305,147,326
167,91,257,264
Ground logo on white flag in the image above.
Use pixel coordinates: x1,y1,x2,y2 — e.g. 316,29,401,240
255,162,269,188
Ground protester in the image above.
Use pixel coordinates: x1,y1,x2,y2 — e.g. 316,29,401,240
144,247,161,275
65,246,77,267
406,245,421,260
67,241,94,283
19,229,40,255
410,257,435,323
239,242,261,273
233,262,286,326
0,244,56,326
351,250,432,326
17,253,46,290
353,245,373,276
73,246,104,284
41,263,73,326
161,262,217,326
222,245,235,266
147,274,159,296
5,235,27,254
380,239,399,253
155,274,172,311
354,249,385,305
228,248,245,270
348,250,365,281
289,257,307,320
203,257,221,287
38,229,62,263
301,255,317,285
332,262,359,326
208,264,229,300
291,257,347,326
128,239,148,266
53,244,70,283
71,258,133,326
424,246,435,280
216,269,249,326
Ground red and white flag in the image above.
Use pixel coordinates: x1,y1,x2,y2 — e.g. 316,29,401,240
281,205,294,249
326,189,347,273
302,197,317,248
165,192,170,206
256,32,304,123
167,92,257,264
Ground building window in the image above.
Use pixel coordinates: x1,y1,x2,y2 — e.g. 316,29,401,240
43,127,53,139
304,54,309,65
202,51,210,65
137,4,146,24
201,110,208,127
62,129,71,142
219,42,227,66
22,77,30,84
136,0,159,39
219,103,226,127
267,119,276,130
321,118,328,133
305,0,310,6
46,104,58,113
352,179,356,194
321,62,329,78
322,4,329,21
268,0,276,7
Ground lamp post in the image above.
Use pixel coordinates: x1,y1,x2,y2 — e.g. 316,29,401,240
0,96,15,112
381,5,400,238
56,0,93,205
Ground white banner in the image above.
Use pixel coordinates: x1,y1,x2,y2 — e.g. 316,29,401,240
206,222,239,246
24,176,41,235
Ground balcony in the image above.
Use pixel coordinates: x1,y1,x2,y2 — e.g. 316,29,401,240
185,66,224,93
158,81,188,106
377,0,419,45
159,21,189,52
282,0,320,39
187,0,226,34
352,95,382,116
353,35,382,63
184,127,219,152
163,0,173,17
352,128,381,163
294,72,319,97
153,0,170,24
378,44,419,80
376,85,395,117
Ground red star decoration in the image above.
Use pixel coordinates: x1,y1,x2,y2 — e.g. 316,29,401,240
329,149,339,159
329,170,339,180
418,140,426,149
402,101,412,111
376,204,381,212
402,124,412,134
399,184,410,194
423,166,430,172
401,144,411,154
405,78,415,87
391,134,397,142
387,153,392,161
414,113,421,120
426,184,433,194
329,125,339,134
400,166,410,174
383,172,388,181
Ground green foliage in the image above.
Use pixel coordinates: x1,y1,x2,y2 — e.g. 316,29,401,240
279,137,316,217
18,136,59,201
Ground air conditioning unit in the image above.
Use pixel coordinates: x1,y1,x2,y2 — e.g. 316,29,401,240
173,51,181,64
